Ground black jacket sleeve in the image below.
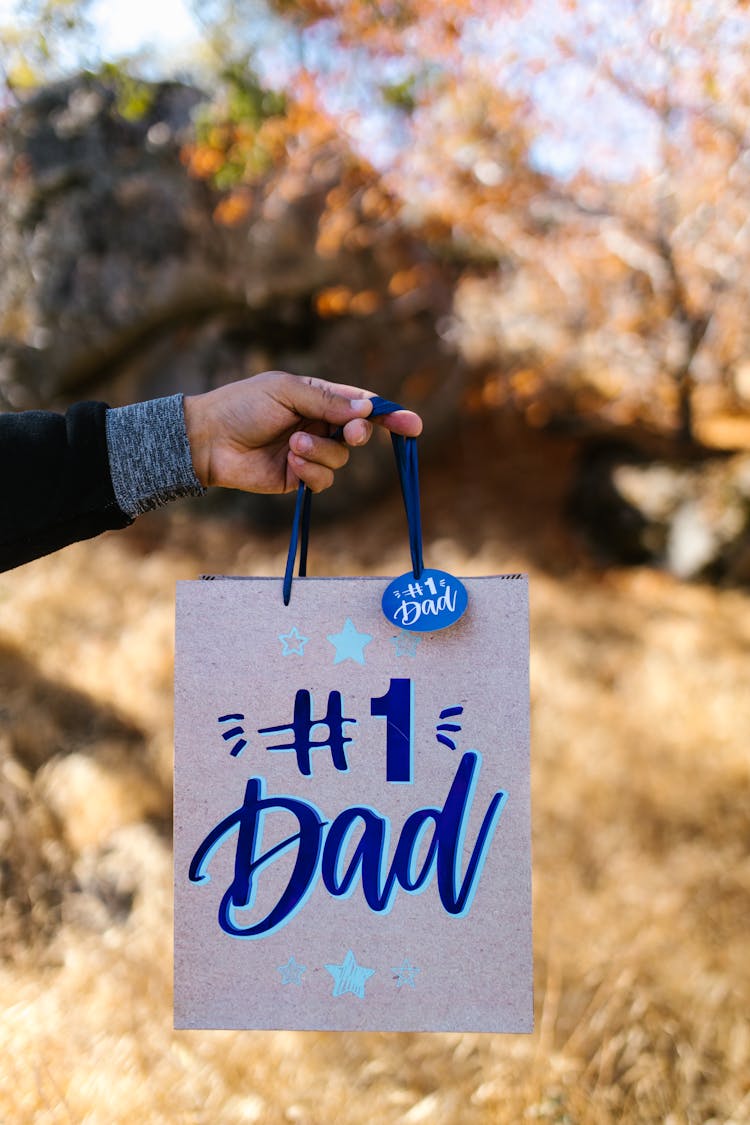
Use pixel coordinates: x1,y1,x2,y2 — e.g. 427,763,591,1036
0,402,132,572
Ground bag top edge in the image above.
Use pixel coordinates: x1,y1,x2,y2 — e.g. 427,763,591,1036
188,573,528,582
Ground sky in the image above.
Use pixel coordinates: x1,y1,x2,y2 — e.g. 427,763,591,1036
90,0,201,59
2,0,729,185
0,0,204,72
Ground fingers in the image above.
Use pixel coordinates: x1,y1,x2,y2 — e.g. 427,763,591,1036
287,456,335,493
289,430,351,469
341,417,373,446
275,372,423,437
288,429,351,493
345,394,422,437
371,408,423,438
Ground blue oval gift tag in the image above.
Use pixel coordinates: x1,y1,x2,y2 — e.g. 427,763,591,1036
382,568,468,632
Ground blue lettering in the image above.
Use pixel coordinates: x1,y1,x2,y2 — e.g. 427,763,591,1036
188,753,507,938
321,807,396,910
189,777,326,938
435,751,508,915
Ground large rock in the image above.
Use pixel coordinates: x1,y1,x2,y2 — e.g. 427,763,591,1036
0,73,463,516
570,441,750,582
0,75,220,405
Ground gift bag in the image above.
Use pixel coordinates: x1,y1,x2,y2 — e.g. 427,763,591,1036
174,400,532,1033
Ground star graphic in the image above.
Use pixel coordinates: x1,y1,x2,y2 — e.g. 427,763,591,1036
392,958,420,989
278,626,309,656
325,950,375,999
277,956,306,985
327,618,372,665
391,630,421,658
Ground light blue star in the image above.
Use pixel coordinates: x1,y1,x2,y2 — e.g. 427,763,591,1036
277,955,306,985
327,618,372,665
325,950,375,999
392,958,420,989
391,630,421,658
279,626,308,656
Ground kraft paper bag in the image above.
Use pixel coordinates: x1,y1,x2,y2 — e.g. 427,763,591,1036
174,573,532,1033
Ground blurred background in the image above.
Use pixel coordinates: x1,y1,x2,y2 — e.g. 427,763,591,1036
1,1,749,1121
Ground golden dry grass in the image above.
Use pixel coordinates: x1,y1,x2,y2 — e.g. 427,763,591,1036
0,415,749,1124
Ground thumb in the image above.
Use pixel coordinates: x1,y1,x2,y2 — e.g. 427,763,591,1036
280,376,372,426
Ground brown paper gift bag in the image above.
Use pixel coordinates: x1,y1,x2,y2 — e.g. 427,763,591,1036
173,402,532,1033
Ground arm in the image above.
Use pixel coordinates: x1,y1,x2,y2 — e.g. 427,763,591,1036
0,402,132,572
0,371,422,572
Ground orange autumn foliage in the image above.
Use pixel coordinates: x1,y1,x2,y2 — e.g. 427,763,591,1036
185,0,750,444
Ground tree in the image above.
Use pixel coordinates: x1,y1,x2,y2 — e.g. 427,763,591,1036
6,0,750,447
522,0,750,446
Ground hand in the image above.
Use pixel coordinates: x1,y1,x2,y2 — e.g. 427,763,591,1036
183,370,423,494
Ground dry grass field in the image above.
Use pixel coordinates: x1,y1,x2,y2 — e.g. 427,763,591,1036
0,414,749,1124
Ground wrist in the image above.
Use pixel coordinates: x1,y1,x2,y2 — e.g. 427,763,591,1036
183,393,212,487
106,394,205,515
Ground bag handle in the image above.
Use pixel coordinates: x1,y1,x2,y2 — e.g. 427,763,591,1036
283,395,423,605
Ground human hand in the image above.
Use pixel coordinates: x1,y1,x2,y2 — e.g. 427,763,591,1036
183,370,423,495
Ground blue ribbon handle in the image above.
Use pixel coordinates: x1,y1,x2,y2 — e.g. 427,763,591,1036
283,395,423,605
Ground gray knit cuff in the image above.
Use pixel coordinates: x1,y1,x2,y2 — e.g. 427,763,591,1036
105,394,206,517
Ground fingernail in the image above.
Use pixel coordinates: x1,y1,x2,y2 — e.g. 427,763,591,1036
350,398,372,414
296,433,312,453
